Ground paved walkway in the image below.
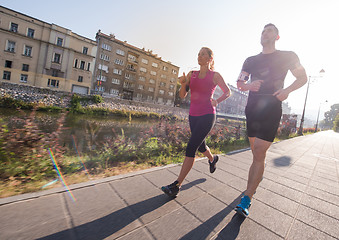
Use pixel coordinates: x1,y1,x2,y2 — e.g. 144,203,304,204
1,131,339,240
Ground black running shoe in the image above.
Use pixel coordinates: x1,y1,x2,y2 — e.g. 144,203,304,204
209,155,219,173
161,180,180,197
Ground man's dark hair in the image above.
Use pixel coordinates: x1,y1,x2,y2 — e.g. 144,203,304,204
264,23,279,35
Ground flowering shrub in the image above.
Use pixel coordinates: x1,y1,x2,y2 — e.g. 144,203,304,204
0,109,67,181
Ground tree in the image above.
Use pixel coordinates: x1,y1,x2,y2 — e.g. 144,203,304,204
323,103,339,129
333,113,339,132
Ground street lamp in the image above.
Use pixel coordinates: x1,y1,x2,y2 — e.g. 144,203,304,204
297,69,325,135
315,100,328,132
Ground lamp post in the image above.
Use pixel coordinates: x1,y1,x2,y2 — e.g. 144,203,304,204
297,69,325,135
315,100,328,132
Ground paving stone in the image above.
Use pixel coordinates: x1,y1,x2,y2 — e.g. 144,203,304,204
0,194,72,240
308,180,339,196
249,200,294,237
300,194,339,220
254,189,299,217
286,220,336,240
66,183,142,240
146,207,206,240
296,205,339,238
306,186,339,207
211,217,283,240
116,227,153,240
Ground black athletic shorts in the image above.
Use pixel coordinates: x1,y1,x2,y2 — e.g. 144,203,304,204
245,95,282,142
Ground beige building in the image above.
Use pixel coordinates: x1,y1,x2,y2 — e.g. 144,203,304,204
0,6,96,94
94,31,179,105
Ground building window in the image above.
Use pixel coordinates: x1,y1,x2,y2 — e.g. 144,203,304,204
56,37,63,46
136,93,142,99
110,89,119,96
172,69,177,74
152,62,158,68
100,54,110,61
10,23,18,32
27,28,35,38
163,66,168,71
150,71,156,76
158,98,163,103
5,60,12,68
160,82,166,87
140,67,147,73
112,78,120,85
169,92,174,96
139,76,145,81
127,64,136,72
83,47,88,54
169,84,174,90
138,85,144,90
113,69,122,75
87,63,90,71
52,69,58,77
141,58,148,64
3,71,11,80
20,74,28,83
74,59,78,68
128,54,137,62
22,64,29,72
78,76,83,82
101,43,111,51
114,58,124,66
95,86,105,92
97,75,107,82
116,49,125,56
24,46,32,57
147,96,153,101
170,78,176,83
125,73,131,79
148,87,154,92
6,41,16,52
161,74,167,79
53,53,61,63
48,79,59,88
123,82,134,89
149,79,155,84
159,90,165,95
80,61,85,70
98,64,108,73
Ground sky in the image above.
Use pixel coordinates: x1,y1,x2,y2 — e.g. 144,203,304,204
1,0,338,121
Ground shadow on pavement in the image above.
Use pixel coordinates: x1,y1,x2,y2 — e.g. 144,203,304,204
180,194,245,240
273,156,291,167
213,214,246,240
38,178,206,240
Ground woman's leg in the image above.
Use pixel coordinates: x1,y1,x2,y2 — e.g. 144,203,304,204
177,114,216,184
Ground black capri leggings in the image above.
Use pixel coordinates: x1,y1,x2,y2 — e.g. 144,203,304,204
186,114,216,158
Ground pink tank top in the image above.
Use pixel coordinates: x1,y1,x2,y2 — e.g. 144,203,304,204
189,70,217,116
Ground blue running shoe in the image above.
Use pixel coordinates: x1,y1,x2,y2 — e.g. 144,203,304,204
235,195,251,217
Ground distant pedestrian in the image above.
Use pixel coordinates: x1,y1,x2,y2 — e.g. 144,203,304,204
161,47,231,197
235,23,307,217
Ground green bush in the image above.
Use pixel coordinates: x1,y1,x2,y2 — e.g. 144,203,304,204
334,113,339,132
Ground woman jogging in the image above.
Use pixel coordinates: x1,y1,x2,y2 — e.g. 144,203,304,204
161,47,231,197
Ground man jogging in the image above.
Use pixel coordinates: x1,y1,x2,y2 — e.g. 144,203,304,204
235,23,307,217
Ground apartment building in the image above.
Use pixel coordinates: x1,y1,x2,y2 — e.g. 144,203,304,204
0,6,96,94
94,31,179,105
